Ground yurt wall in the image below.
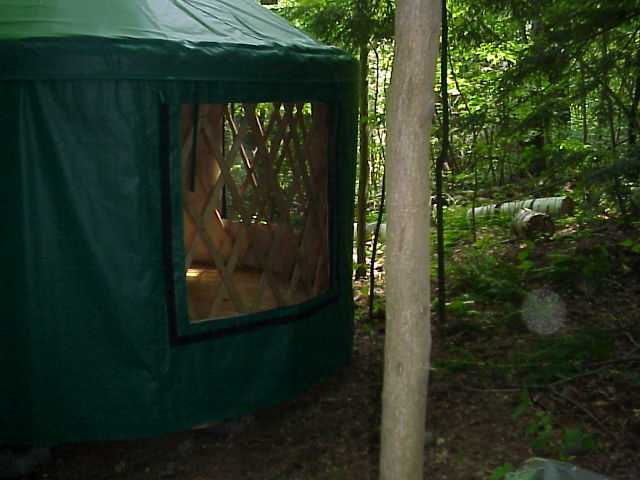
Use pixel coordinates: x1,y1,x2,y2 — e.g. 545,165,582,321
0,0,358,446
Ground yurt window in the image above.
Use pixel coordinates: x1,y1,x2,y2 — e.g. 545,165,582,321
180,102,331,322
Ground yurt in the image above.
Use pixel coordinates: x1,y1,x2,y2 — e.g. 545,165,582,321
0,0,357,446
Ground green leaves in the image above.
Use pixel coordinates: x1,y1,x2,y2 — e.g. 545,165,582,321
621,238,640,253
278,0,394,51
560,426,595,456
489,463,515,480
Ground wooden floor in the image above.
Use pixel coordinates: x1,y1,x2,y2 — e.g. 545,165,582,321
186,268,310,321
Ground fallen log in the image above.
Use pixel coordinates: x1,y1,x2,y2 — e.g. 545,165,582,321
511,208,555,238
468,196,574,219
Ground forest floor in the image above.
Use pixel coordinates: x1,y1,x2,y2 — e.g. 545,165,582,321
24,213,640,480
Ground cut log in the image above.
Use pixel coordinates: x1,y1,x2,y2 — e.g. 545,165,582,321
468,196,574,219
512,208,555,238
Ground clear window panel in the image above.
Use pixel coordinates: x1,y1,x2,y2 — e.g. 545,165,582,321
180,102,330,322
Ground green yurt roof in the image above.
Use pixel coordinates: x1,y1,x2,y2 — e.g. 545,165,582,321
0,0,355,82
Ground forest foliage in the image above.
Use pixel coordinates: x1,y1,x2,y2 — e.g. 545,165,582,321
277,0,640,221
276,3,640,477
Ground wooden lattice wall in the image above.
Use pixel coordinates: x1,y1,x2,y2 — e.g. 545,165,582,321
181,102,330,321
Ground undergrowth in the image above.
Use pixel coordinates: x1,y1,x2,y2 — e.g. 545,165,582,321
355,193,639,479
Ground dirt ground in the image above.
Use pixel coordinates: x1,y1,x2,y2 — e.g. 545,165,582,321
14,221,640,480
27,289,639,479
14,330,540,480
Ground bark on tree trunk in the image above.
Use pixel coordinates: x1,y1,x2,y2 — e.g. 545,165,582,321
355,43,370,279
581,63,589,145
435,0,449,325
379,1,441,479
529,16,547,175
629,53,640,145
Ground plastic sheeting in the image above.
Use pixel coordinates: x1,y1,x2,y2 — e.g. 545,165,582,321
507,459,610,480
0,1,357,446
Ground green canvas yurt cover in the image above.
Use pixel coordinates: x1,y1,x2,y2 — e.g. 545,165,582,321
0,0,357,446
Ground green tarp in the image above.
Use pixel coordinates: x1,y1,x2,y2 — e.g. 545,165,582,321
0,0,355,82
0,0,357,446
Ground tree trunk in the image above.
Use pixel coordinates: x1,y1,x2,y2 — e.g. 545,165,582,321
579,61,589,144
629,50,640,145
379,1,440,479
435,0,449,325
369,171,386,323
355,43,370,279
529,16,547,175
